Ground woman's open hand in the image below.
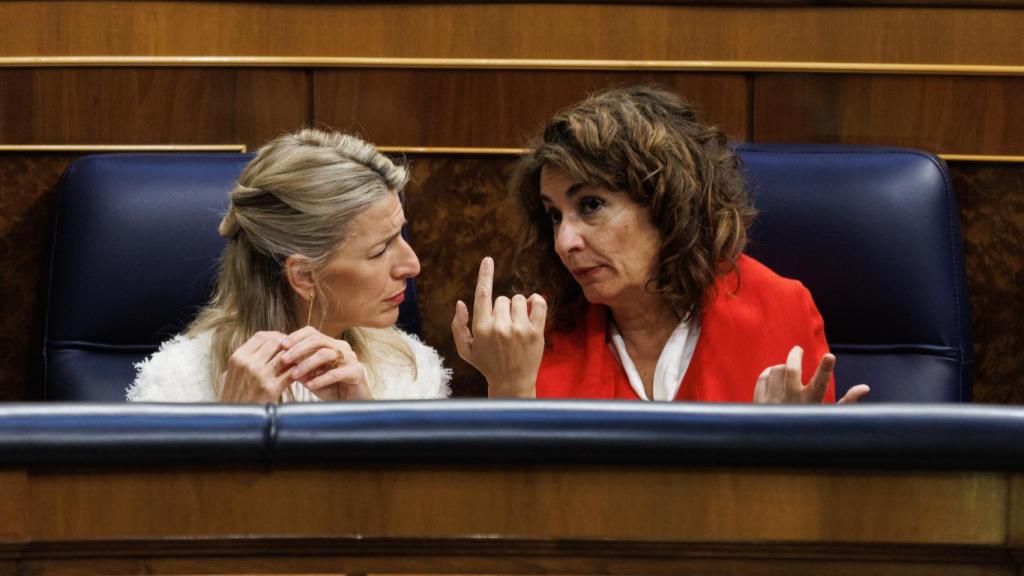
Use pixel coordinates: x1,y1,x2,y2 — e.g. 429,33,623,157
753,346,870,404
280,326,373,401
219,331,295,403
451,257,547,398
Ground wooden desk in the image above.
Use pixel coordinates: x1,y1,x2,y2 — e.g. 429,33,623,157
1,465,1020,575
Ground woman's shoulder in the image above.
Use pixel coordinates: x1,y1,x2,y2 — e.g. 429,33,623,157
730,254,812,300
126,330,217,402
709,254,822,327
373,328,452,400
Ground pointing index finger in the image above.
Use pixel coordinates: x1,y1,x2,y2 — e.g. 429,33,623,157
474,257,494,324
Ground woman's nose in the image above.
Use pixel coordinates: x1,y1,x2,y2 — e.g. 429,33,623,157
554,221,585,256
395,236,421,279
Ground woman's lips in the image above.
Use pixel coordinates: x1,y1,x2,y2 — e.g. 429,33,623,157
571,266,602,279
385,290,406,305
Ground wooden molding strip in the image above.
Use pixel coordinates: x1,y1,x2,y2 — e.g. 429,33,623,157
0,144,247,153
938,154,1024,163
379,146,528,155
2,56,1024,77
383,147,1024,163
2,146,1019,162
11,536,1015,566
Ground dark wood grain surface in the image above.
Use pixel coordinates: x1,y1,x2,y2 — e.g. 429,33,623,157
953,162,1024,404
317,70,750,147
0,156,72,401
0,466,1016,574
3,2,1023,65
753,75,1024,155
0,69,310,150
1,1,1022,402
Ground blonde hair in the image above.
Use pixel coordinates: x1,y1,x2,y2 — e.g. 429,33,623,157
189,127,414,399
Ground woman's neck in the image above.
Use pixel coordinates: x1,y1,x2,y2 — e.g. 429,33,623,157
609,296,679,361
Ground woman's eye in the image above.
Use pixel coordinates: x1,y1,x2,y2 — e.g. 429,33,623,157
547,209,562,226
370,244,388,259
580,196,604,214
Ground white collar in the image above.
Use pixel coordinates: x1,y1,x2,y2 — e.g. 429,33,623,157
607,318,700,401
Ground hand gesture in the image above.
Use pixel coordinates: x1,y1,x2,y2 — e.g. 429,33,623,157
753,346,870,404
279,326,373,401
451,257,547,398
219,331,294,403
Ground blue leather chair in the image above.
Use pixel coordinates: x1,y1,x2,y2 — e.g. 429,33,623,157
738,144,972,402
42,154,421,401
42,146,971,402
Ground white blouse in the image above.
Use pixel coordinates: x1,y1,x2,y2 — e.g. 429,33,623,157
607,319,700,402
126,329,451,402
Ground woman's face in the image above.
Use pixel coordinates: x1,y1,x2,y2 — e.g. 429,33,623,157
540,166,662,311
317,192,420,335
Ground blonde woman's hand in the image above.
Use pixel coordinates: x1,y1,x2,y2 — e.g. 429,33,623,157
753,346,871,404
451,257,547,398
219,331,294,403
280,326,373,401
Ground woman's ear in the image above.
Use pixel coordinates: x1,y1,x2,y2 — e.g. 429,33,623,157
284,255,316,300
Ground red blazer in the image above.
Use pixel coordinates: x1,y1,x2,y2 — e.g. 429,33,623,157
536,255,836,403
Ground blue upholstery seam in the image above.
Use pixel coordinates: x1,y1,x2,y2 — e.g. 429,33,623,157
45,341,159,352
829,344,959,358
913,151,965,401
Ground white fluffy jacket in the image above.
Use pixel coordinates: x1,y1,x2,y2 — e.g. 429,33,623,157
126,329,451,402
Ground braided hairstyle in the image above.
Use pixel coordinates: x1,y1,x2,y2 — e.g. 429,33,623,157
190,128,413,397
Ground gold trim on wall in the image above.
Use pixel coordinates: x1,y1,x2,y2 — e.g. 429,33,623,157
2,57,1024,77
938,154,1024,163
3,146,1018,162
378,146,528,155
381,147,1024,163
0,144,247,153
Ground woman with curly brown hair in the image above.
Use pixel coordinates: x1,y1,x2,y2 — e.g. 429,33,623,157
453,85,868,403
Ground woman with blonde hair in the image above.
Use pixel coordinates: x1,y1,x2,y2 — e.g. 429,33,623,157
128,128,450,402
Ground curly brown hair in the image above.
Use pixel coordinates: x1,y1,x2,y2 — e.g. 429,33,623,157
510,85,756,330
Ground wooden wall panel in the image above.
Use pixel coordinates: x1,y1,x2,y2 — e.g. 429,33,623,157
2,2,1024,66
951,162,1024,404
316,70,750,148
402,156,520,397
0,155,74,401
0,2,1020,404
0,69,310,150
12,550,1021,576
24,468,1008,545
752,75,1024,155
0,472,27,541
4,466,1016,573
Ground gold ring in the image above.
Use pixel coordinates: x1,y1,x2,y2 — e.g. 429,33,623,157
330,349,345,369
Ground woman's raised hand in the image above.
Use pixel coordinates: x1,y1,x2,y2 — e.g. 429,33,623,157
219,331,295,403
451,257,547,398
753,346,870,404
279,326,373,401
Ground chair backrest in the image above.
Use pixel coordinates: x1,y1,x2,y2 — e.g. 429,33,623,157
43,154,421,401
737,144,972,402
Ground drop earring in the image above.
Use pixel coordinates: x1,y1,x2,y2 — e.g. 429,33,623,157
305,290,315,326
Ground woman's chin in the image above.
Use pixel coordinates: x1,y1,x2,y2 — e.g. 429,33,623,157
580,286,615,307
372,308,402,329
